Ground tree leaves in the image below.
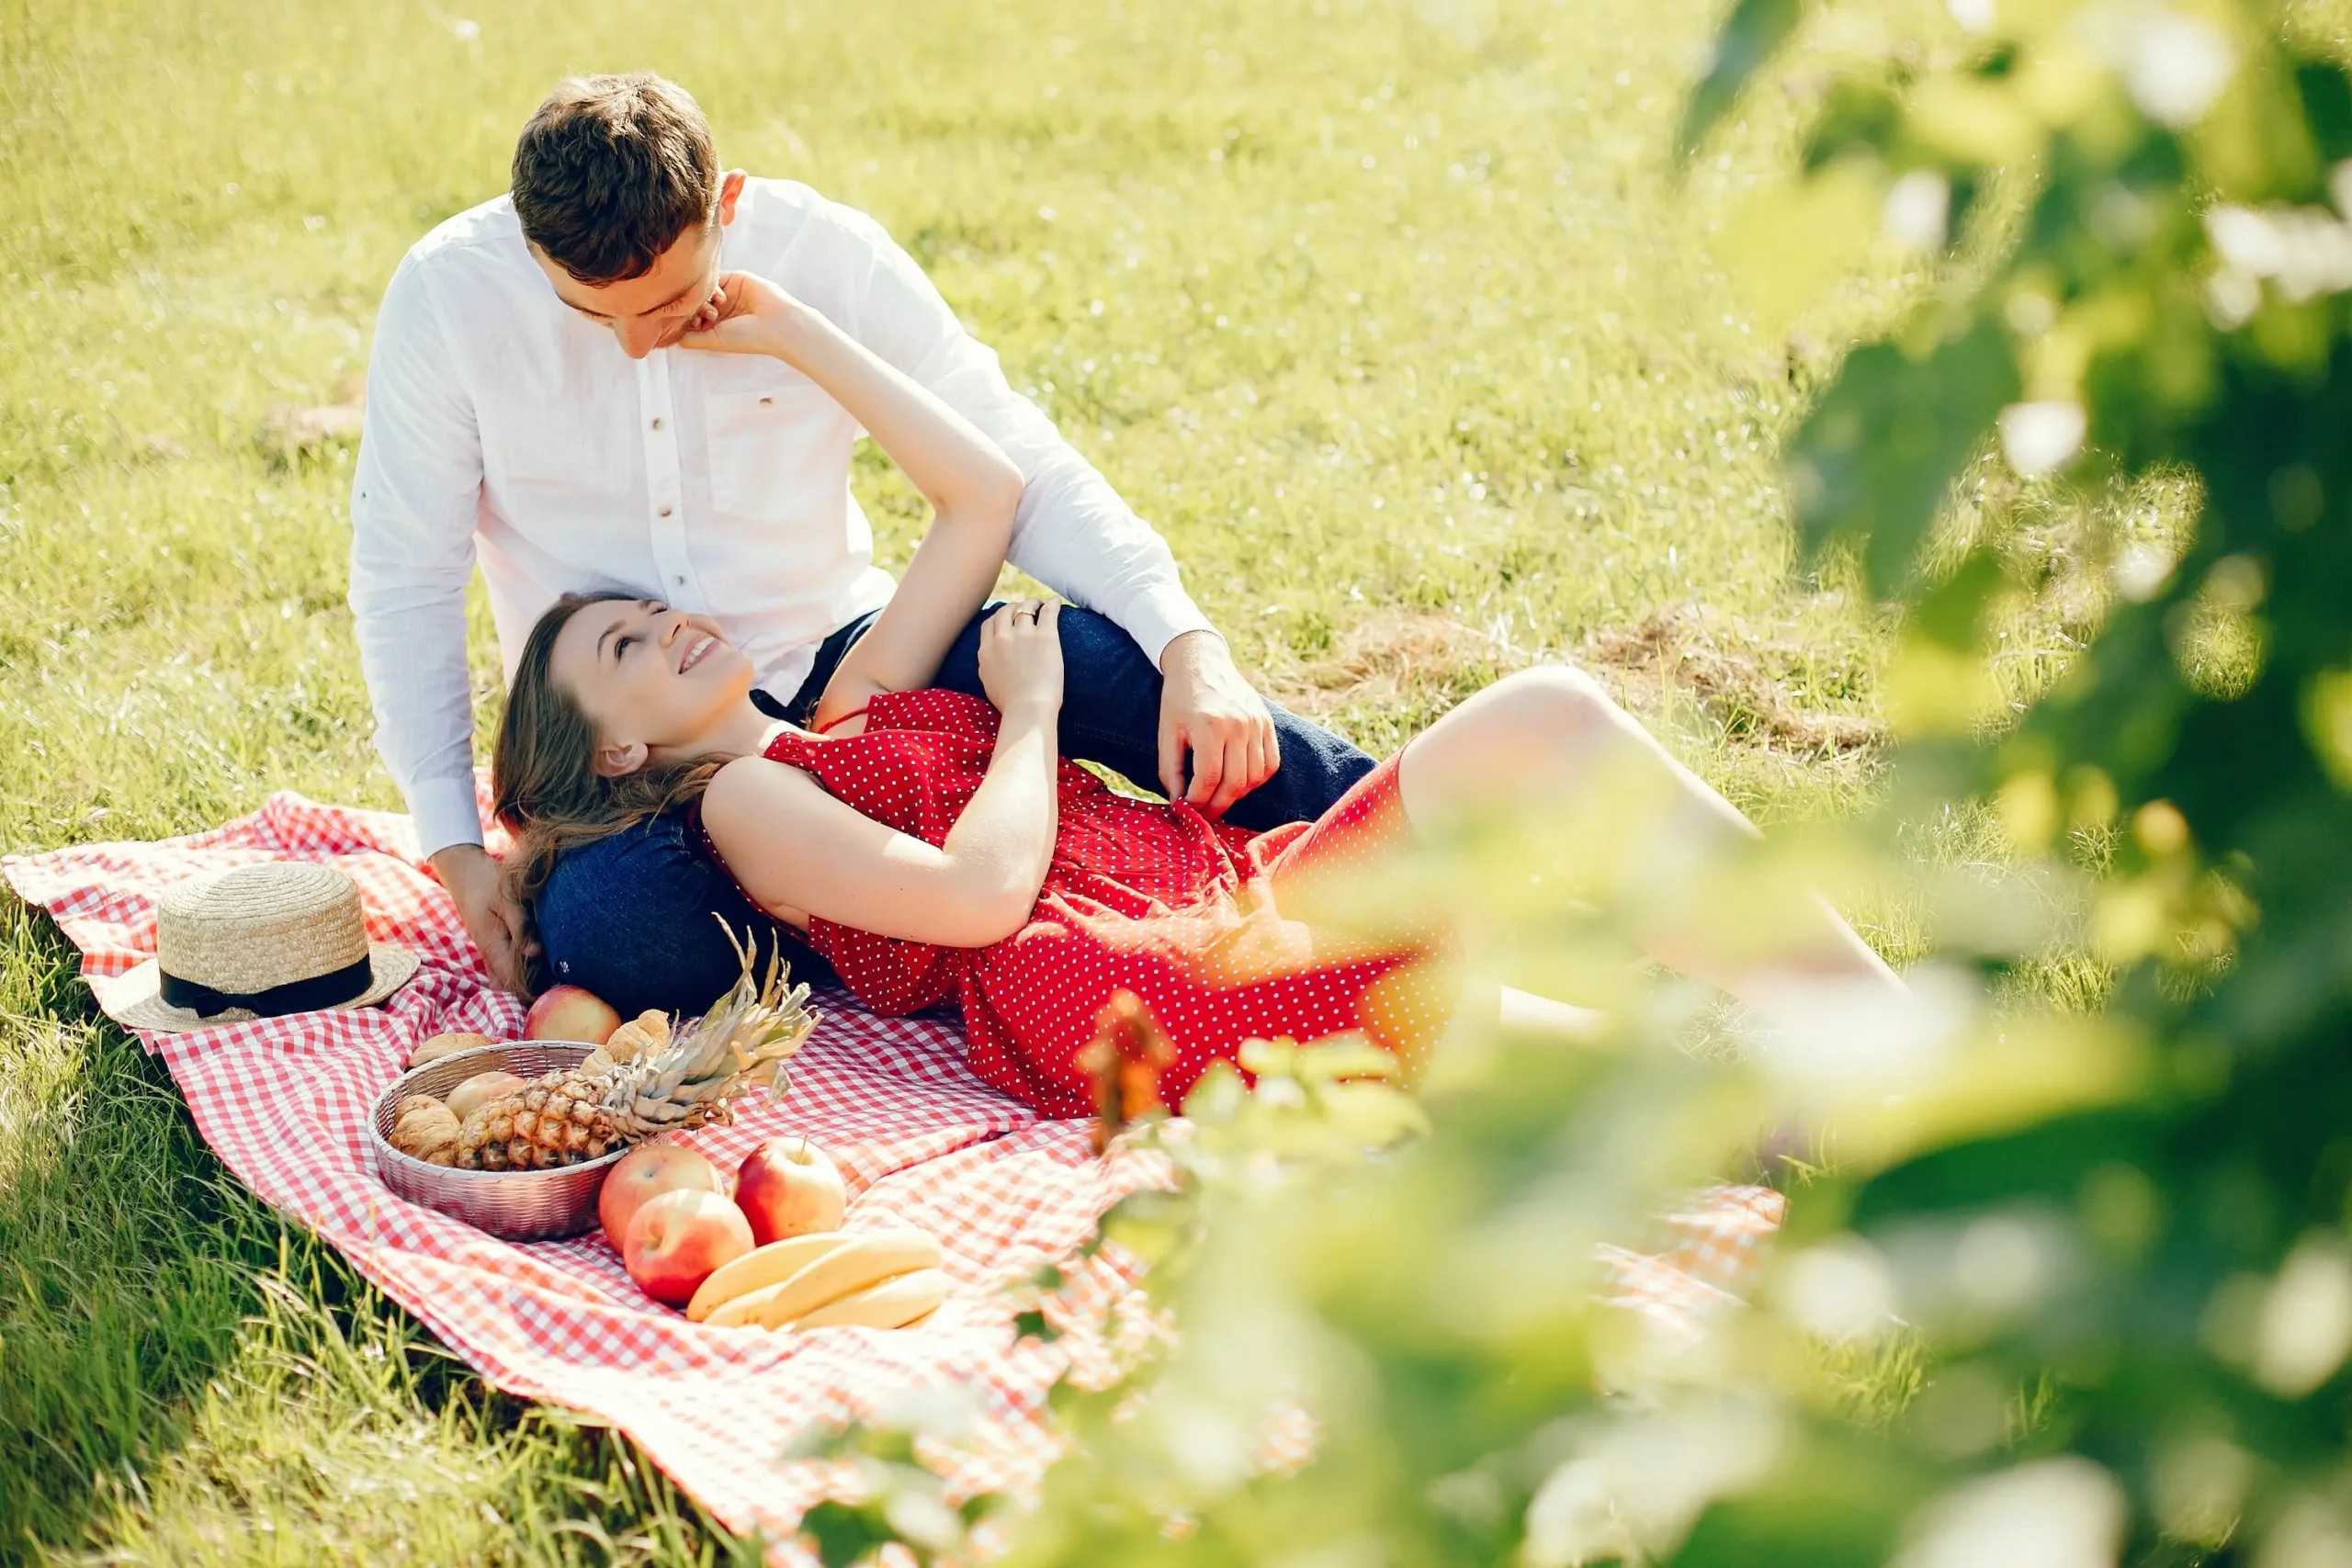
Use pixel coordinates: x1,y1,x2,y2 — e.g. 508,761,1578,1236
1677,0,1803,159
1785,317,2018,596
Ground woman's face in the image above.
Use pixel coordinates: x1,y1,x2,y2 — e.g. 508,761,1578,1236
549,599,755,775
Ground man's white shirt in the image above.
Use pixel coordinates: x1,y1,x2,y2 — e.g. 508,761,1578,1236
350,177,1212,861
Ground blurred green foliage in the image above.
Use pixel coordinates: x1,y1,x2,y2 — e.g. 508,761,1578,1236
799,1,2352,1562
8,0,2345,1559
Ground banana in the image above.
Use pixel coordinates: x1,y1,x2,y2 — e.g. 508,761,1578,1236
705,1277,793,1329
750,1228,945,1330
687,1232,853,1324
790,1268,950,1331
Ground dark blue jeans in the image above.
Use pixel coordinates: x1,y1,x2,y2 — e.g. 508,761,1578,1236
532,606,1376,1017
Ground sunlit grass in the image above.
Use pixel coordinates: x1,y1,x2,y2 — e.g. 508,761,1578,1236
0,0,2171,1557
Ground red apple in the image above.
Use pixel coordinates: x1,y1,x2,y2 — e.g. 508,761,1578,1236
623,1188,753,1306
733,1135,848,1248
524,984,621,1045
598,1143,727,1253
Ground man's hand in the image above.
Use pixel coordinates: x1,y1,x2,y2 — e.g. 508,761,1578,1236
1158,630,1279,817
430,842,523,993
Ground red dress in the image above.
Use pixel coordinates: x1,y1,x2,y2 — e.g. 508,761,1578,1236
700,689,1448,1118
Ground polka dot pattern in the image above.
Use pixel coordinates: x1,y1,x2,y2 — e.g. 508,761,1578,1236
700,690,1453,1117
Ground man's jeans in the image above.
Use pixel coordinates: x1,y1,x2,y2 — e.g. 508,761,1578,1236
532,606,1377,1017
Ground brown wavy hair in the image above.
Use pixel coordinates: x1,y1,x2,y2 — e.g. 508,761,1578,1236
511,73,719,286
492,591,728,998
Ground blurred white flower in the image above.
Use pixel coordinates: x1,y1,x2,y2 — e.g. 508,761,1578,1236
2120,9,2236,128
1738,964,1972,1091
1998,400,2087,479
2004,288,2058,337
2255,1235,2352,1397
2111,542,2175,602
2153,1434,2251,1547
2258,1495,2352,1568
1948,0,1996,32
1884,170,1952,251
2204,266,2263,329
1158,1392,1257,1490
2209,205,2289,275
2207,204,2352,303
1953,1214,2052,1314
1524,1403,1784,1567
1777,1237,1897,1343
451,17,481,40
1523,1458,1624,1567
1894,1459,2125,1568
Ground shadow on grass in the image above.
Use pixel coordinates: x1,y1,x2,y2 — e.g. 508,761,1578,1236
0,899,761,1565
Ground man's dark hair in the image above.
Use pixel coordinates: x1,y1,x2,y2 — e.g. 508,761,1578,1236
511,73,719,285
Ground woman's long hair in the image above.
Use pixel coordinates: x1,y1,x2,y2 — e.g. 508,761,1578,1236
492,591,728,998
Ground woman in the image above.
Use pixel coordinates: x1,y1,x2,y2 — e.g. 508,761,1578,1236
493,271,1904,1117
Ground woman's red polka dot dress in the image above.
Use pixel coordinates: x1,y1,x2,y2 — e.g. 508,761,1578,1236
702,689,1450,1118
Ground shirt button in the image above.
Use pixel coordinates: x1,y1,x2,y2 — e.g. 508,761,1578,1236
650,417,664,431
759,395,774,407
673,574,686,586
658,504,674,518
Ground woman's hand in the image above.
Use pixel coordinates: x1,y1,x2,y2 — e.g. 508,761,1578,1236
978,600,1063,719
679,271,812,359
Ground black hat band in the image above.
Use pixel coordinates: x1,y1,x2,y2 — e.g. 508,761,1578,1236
157,954,377,1020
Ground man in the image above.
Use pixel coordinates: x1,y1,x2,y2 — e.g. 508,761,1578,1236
350,73,1375,1014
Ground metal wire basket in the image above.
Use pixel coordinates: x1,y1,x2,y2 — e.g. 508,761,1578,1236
368,1041,624,1241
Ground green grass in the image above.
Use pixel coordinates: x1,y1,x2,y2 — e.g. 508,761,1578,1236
0,0,2140,1558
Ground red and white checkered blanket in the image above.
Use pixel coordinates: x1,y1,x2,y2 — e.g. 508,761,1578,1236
3,781,1783,1560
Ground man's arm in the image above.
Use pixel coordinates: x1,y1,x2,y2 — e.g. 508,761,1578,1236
347,255,516,981
831,204,1279,814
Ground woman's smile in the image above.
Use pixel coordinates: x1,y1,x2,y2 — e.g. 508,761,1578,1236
679,632,718,673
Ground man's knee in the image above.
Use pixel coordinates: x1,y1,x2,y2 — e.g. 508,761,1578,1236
932,603,1155,698
1054,605,1159,682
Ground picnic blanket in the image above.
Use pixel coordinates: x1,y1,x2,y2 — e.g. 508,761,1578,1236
3,780,1785,1561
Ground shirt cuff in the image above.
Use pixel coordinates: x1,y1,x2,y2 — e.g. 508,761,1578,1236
1118,586,1219,671
410,774,488,861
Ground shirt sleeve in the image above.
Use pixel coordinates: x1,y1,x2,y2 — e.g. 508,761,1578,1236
826,204,1217,668
348,253,490,859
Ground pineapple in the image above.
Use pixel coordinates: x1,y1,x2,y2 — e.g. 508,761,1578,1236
457,923,820,1171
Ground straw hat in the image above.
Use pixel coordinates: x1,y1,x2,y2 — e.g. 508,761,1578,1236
105,862,420,1033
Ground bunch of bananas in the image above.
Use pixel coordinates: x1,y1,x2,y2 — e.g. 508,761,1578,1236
685,1227,948,1331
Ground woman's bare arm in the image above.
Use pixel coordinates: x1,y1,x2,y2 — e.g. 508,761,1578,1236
699,604,1067,949
700,712,1058,948
676,268,1024,730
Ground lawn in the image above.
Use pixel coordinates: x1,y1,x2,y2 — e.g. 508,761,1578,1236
0,0,2073,1558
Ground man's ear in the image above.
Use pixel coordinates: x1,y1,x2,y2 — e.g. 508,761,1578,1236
717,169,747,227
591,737,650,779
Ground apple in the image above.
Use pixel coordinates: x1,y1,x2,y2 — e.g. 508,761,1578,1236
733,1135,848,1248
623,1188,752,1306
525,984,621,1046
598,1143,728,1253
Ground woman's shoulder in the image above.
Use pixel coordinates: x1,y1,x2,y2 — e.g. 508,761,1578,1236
700,753,823,835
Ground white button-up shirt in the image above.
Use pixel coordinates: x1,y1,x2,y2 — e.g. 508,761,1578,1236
350,178,1212,859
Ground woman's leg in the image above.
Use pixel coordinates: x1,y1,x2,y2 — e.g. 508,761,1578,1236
1392,666,1905,1010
